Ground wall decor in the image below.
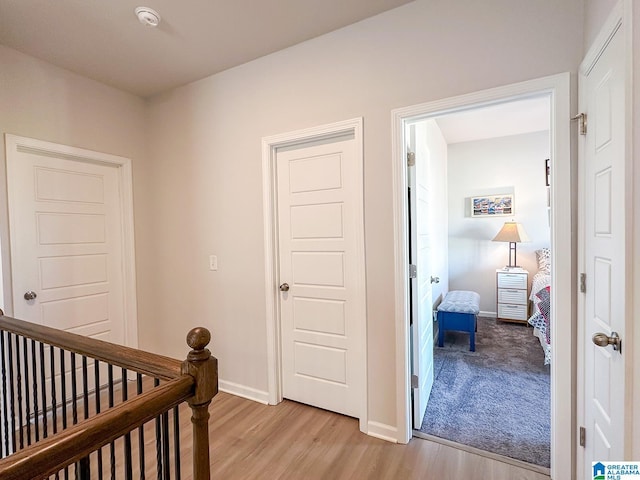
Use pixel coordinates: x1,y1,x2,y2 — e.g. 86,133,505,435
471,194,514,217
545,158,550,186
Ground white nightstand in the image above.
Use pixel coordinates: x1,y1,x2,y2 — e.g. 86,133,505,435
496,268,529,323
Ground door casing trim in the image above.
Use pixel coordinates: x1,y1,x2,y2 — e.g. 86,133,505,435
261,118,368,434
390,73,572,480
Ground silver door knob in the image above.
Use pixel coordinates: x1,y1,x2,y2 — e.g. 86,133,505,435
430,276,440,284
279,283,290,292
592,331,622,353
24,291,37,300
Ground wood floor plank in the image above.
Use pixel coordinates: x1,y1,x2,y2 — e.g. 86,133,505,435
205,393,550,480
26,385,550,479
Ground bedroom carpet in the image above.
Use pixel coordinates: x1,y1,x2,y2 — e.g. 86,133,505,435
419,316,550,467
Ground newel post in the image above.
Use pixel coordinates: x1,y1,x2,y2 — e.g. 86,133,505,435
182,327,218,480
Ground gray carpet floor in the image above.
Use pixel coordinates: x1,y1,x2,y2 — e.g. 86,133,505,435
419,316,550,467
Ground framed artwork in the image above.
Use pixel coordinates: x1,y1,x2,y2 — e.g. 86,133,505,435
471,194,514,217
545,158,550,186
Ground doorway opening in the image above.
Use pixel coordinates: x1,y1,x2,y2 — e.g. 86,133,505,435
392,74,573,480
407,97,552,469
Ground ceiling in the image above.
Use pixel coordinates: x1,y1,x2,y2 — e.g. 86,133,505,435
0,0,413,98
435,96,551,144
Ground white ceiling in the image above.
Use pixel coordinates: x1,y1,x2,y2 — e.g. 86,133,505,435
0,0,413,98
435,96,551,144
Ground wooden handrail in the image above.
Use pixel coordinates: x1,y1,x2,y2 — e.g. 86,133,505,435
0,314,182,380
0,315,218,480
0,375,194,480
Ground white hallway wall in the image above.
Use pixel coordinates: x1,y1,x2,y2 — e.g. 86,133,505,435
0,45,151,322
145,0,583,432
447,131,551,314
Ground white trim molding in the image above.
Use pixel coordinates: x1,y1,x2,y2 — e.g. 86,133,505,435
367,421,398,443
3,134,139,349
261,118,369,434
219,380,270,405
391,74,573,480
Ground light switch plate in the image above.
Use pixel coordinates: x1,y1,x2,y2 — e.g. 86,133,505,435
209,255,218,271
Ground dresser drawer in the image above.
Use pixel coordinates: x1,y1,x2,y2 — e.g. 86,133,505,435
498,288,528,305
497,272,527,289
498,303,528,321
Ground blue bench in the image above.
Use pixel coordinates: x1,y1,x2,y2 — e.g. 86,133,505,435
437,290,480,351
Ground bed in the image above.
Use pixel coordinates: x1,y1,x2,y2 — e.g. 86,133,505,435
528,248,551,365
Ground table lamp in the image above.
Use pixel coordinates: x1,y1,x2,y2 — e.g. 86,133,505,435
492,221,530,268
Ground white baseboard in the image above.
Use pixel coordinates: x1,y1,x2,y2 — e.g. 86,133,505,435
218,380,269,405
220,383,399,443
367,421,398,443
480,310,497,318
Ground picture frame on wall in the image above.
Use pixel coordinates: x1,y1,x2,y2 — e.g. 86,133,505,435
545,158,550,186
470,194,514,217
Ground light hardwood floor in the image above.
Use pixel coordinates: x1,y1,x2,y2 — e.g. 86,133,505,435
205,392,551,480
11,387,552,479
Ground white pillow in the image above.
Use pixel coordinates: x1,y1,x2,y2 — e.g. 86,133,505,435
536,248,551,273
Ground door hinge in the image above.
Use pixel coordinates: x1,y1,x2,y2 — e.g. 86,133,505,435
407,151,416,167
579,426,586,447
580,273,586,293
409,264,417,279
411,374,419,388
572,113,587,135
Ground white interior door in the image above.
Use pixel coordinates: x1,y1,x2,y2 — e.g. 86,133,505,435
580,20,627,472
6,136,127,346
276,133,365,418
409,124,434,428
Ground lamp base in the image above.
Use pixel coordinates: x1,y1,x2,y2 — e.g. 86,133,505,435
507,242,518,270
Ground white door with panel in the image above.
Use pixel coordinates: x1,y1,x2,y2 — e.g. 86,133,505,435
409,124,434,428
276,134,365,418
580,19,627,471
6,136,128,347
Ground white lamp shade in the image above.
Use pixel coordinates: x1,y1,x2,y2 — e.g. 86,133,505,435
492,222,530,243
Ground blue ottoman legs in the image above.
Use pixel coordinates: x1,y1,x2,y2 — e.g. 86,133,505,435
437,311,477,351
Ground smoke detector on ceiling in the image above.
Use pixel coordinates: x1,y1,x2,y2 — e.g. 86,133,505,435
135,7,161,27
